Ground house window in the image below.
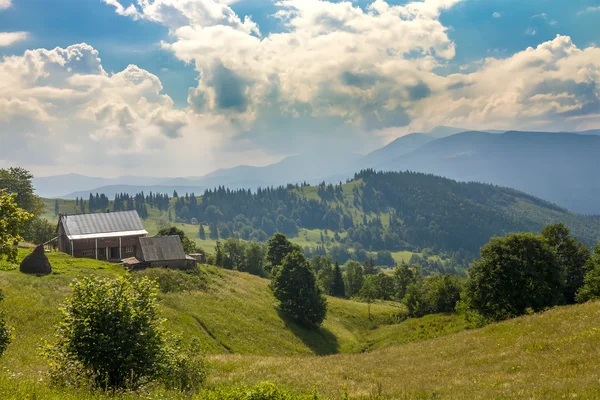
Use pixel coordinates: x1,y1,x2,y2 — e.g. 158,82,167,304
125,246,134,253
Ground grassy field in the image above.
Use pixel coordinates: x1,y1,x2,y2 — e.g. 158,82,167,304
2,249,600,398
210,301,600,399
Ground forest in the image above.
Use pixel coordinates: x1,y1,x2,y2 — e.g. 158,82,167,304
60,169,600,275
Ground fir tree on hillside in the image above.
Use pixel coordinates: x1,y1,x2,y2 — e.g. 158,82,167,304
271,251,327,328
330,262,346,298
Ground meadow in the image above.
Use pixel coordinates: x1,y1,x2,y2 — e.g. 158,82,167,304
1,249,599,398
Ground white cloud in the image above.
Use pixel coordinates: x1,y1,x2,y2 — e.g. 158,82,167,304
532,13,547,20
578,6,600,15
4,1,600,175
0,31,28,46
492,12,501,18
409,35,600,132
525,27,537,36
0,0,11,10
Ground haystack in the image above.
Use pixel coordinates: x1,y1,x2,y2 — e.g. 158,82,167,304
20,245,52,275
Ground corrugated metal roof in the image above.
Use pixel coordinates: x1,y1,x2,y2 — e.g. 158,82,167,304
61,211,147,239
139,236,186,262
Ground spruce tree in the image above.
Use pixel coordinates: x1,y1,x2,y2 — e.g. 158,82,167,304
199,224,206,240
271,251,327,328
330,262,346,298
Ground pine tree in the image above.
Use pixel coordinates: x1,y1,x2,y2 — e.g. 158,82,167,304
271,251,327,328
330,262,346,298
199,224,206,240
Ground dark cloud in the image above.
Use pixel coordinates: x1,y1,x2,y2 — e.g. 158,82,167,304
210,62,249,112
528,79,600,117
407,81,432,101
447,80,474,91
340,71,381,89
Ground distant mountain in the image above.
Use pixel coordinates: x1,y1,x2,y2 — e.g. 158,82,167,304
379,131,600,214
34,127,600,215
163,152,363,190
578,129,600,136
361,133,435,166
64,184,206,200
426,126,472,139
33,174,167,198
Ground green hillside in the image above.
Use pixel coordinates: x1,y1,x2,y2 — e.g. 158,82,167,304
1,249,600,398
42,170,600,275
0,250,468,370
210,300,600,399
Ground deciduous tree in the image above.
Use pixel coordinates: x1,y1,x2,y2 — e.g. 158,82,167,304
0,190,33,263
464,233,562,321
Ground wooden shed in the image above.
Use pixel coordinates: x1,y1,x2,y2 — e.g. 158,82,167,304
133,236,197,269
57,211,148,261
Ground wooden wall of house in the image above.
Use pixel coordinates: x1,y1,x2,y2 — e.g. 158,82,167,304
68,235,145,261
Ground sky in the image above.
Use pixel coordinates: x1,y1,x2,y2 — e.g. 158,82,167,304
0,0,599,177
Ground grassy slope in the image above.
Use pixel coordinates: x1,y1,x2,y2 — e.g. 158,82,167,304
0,250,430,373
210,301,600,399
3,250,600,398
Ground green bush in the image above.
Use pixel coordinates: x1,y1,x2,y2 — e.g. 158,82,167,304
201,382,320,399
44,276,206,391
160,338,208,393
0,290,12,357
134,267,207,293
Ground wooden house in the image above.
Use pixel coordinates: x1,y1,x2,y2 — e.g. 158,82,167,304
57,211,148,261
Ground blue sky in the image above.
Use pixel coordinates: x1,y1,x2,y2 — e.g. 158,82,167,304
2,0,598,104
0,0,599,176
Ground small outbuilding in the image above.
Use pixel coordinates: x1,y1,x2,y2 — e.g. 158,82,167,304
128,235,196,270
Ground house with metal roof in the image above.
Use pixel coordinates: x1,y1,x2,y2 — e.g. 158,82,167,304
121,236,196,269
57,211,148,261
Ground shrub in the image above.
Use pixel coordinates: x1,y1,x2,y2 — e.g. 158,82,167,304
44,276,206,391
161,338,208,393
201,382,319,400
0,290,12,357
134,267,207,293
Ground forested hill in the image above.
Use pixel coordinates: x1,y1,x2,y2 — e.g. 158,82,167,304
169,170,600,260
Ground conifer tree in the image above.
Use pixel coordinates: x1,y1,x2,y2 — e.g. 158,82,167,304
330,262,346,298
271,251,327,328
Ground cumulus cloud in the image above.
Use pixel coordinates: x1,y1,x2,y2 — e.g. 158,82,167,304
153,0,464,143
4,1,600,175
0,0,11,10
492,12,501,18
410,35,600,131
0,43,206,172
0,31,28,47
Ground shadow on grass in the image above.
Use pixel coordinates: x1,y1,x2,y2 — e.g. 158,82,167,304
277,308,339,355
